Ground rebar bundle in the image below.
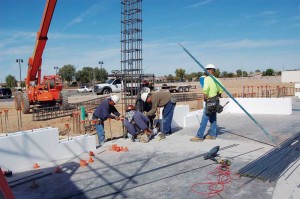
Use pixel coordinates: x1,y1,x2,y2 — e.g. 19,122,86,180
237,131,300,182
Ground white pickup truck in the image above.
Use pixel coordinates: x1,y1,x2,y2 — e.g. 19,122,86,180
77,86,93,93
93,79,122,95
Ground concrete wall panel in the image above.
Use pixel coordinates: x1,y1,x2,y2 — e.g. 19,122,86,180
0,127,96,171
159,105,189,128
227,98,292,115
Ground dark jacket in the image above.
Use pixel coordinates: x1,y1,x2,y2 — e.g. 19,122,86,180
132,110,149,130
93,99,120,121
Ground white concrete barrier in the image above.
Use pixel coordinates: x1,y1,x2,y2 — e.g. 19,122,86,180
184,98,292,128
227,98,292,115
0,127,96,171
159,105,189,129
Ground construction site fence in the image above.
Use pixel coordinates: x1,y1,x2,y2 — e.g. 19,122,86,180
231,86,298,98
32,96,108,121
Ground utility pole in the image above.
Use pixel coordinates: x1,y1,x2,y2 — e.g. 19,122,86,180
54,66,58,75
98,61,104,69
16,59,23,89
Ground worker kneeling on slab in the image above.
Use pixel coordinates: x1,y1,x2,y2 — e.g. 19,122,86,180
141,91,176,140
92,95,121,147
123,105,154,143
190,64,224,142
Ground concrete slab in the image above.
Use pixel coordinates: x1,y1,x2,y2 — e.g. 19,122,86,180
7,98,300,199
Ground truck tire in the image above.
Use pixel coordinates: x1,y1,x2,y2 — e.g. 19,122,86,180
102,89,111,95
59,92,69,109
14,91,22,110
178,87,184,92
184,87,189,92
21,93,30,114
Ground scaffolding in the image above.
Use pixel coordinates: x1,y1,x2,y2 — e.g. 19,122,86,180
121,0,143,111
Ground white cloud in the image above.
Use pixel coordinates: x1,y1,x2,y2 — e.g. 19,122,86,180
258,11,276,17
64,2,104,30
185,0,214,9
198,39,300,49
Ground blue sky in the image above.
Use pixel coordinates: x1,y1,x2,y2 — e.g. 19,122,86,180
1,0,300,82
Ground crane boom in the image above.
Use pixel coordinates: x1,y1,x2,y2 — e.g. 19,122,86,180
26,0,57,86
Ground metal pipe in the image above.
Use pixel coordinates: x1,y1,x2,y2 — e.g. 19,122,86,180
179,44,278,146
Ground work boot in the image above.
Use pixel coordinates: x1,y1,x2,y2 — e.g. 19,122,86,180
190,136,203,142
139,133,150,143
205,135,216,140
157,133,166,140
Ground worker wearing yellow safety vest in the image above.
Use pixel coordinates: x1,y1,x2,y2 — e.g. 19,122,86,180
190,64,224,142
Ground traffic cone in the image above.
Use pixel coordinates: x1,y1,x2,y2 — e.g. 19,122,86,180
88,156,94,163
33,163,40,169
54,166,62,174
80,160,87,167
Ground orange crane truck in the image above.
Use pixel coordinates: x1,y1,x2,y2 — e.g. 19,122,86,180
15,0,68,113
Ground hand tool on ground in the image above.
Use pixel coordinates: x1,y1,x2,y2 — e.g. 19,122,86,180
204,146,231,166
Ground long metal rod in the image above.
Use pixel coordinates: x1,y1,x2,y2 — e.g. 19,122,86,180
179,43,278,146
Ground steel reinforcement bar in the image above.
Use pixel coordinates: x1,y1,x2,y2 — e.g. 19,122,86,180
32,96,108,121
32,93,203,121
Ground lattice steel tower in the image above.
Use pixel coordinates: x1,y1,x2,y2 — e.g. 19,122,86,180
121,0,143,109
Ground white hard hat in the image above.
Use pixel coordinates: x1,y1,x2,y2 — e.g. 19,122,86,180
141,92,149,102
110,95,120,104
205,64,216,69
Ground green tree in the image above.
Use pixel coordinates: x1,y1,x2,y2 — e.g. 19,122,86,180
215,68,220,78
242,71,248,77
255,69,261,73
59,64,76,83
75,67,94,84
94,68,108,83
5,75,17,88
236,69,242,77
166,74,174,82
265,68,275,76
184,74,193,82
175,68,186,81
228,73,235,78
220,71,229,78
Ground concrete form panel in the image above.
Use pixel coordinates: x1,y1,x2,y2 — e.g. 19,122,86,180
281,71,300,83
227,98,292,115
159,105,189,128
0,127,96,171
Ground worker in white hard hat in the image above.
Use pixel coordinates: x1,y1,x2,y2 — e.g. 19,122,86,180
92,95,121,147
141,91,177,139
190,64,224,142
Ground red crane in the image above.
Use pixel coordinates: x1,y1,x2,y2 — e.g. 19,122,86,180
15,0,68,113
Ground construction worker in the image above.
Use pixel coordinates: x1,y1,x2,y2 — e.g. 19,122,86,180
123,105,154,143
92,95,121,147
141,91,176,139
190,64,224,142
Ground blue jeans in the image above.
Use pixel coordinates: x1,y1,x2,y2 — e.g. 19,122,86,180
95,124,105,146
162,102,176,134
196,109,217,138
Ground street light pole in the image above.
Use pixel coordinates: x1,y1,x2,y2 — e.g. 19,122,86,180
16,59,23,89
98,61,104,69
54,66,58,75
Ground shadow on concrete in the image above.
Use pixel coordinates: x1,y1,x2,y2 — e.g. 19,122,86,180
65,144,238,198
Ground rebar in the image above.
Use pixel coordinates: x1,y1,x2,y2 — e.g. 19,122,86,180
3,109,9,133
121,0,143,109
238,131,300,182
0,111,3,133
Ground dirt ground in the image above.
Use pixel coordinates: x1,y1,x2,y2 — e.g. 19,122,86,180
0,76,295,140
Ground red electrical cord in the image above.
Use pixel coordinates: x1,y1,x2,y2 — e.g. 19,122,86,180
191,165,240,198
